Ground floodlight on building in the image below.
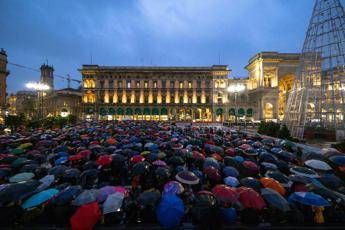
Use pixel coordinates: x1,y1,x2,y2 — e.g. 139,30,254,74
26,82,50,91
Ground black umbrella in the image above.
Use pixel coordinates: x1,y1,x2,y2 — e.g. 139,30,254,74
138,190,161,207
50,185,83,206
261,188,290,212
265,171,290,186
0,180,40,205
169,156,185,166
289,174,313,184
191,192,221,228
240,177,261,192
49,165,68,178
318,174,344,190
132,162,151,176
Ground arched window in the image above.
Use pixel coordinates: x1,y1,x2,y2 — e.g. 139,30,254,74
264,103,273,119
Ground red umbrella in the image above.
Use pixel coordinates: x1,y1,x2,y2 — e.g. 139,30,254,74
239,144,252,151
192,151,205,161
204,166,222,183
90,141,100,145
211,153,223,161
78,150,92,158
225,148,236,157
70,202,101,230
96,155,112,167
130,155,145,164
212,184,238,206
237,187,266,210
242,161,259,175
69,154,83,162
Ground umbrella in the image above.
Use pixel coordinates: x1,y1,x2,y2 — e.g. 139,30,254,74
239,144,252,150
242,161,259,176
191,192,218,225
138,190,161,207
212,184,238,206
240,177,261,192
203,157,220,170
37,175,55,191
18,143,33,149
72,189,98,206
318,174,344,190
9,172,35,183
290,166,319,178
221,207,237,224
55,156,69,165
236,187,266,210
224,176,240,187
70,202,101,230
289,174,313,184
261,188,290,212
51,185,83,206
103,193,125,214
22,188,59,209
223,166,239,178
260,177,286,196
156,194,185,228
0,180,40,205
265,171,290,187
132,162,150,176
11,148,25,155
152,160,167,167
163,181,184,195
328,155,345,166
130,155,145,164
97,186,128,203
176,171,199,185
169,156,185,166
204,166,222,183
305,159,332,171
96,155,112,167
288,192,330,207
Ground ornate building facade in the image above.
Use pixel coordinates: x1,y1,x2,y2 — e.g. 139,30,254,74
80,52,300,123
80,65,230,122
0,49,9,124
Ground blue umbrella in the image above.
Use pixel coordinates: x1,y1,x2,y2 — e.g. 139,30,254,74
55,156,69,165
329,156,345,166
156,194,185,228
288,192,330,207
22,188,59,209
223,166,239,178
233,156,244,163
220,207,237,224
224,176,240,187
261,188,290,212
203,157,220,170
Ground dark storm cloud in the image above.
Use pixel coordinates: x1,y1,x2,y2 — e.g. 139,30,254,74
0,0,316,92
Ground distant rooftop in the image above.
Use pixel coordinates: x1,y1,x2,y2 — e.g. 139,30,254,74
248,51,300,64
79,65,230,72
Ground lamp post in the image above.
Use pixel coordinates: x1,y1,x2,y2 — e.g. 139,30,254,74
227,84,245,128
26,82,50,121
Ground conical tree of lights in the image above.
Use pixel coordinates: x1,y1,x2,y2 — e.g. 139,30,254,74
284,0,345,140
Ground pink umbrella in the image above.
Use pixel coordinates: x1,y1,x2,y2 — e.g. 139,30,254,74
239,144,252,151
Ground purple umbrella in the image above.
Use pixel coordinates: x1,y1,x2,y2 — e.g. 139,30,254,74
153,160,167,167
164,181,184,195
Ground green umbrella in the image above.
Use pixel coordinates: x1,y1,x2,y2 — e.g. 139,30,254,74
9,172,35,183
11,148,25,155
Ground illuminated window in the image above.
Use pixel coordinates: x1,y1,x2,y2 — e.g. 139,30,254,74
153,81,157,88
264,103,273,119
188,96,192,103
127,81,131,88
144,81,148,88
170,82,175,88
136,81,140,88
188,81,192,88
179,81,183,89
118,81,122,88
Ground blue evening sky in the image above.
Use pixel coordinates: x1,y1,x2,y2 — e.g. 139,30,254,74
0,0,323,93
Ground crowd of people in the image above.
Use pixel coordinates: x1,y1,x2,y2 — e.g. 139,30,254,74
0,121,345,229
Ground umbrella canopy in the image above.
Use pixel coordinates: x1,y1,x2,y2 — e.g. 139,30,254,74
288,192,330,207
37,175,55,191
237,187,266,210
176,171,200,185
70,202,101,230
0,180,40,205
103,192,125,215
97,186,127,203
260,177,286,196
224,176,240,187
72,189,98,206
22,188,59,209
164,181,184,195
130,155,145,164
152,160,167,167
242,161,259,176
328,155,345,166
138,190,161,207
9,172,35,183
156,194,185,228
261,188,290,212
305,159,332,171
223,166,239,178
212,184,238,206
96,155,112,167
290,166,319,178
240,177,261,192
51,185,83,206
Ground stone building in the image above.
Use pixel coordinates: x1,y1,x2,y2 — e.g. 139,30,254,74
80,65,230,122
244,52,300,121
0,49,9,124
7,91,36,118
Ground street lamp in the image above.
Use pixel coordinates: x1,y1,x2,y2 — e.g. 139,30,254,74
227,84,245,127
26,82,50,120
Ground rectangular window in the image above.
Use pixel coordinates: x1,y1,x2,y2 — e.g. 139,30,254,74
162,80,166,88
136,81,140,88
127,81,131,88
109,80,113,88
153,97,157,104
153,81,157,88
118,81,122,88
170,81,174,88
144,81,148,88
144,96,149,103
171,96,175,103
188,81,192,89
135,96,139,103
179,96,183,103
197,96,201,104
179,81,183,89
188,97,192,103
197,80,201,88
100,81,104,89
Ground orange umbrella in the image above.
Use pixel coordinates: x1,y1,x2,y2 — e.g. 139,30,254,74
260,177,286,196
106,138,116,145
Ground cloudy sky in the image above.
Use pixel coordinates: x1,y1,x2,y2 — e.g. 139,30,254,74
1,0,320,93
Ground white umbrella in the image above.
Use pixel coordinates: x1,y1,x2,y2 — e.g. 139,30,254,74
305,159,332,171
